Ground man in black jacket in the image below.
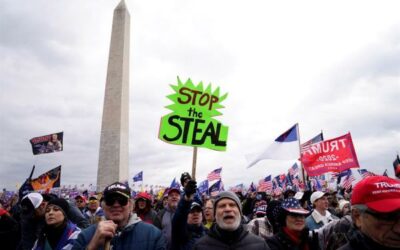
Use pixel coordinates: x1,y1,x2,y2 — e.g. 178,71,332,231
194,191,270,250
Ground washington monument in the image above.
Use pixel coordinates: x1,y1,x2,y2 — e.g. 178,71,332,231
97,0,130,191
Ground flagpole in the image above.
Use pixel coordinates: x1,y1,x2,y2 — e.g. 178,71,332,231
192,147,197,181
296,124,308,188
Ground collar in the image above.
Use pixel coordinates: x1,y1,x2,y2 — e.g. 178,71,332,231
312,209,331,223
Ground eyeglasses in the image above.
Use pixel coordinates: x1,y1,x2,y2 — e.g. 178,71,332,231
365,209,400,224
204,207,213,210
75,200,84,203
105,196,129,206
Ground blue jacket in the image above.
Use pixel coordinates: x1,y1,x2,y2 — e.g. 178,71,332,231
72,213,166,250
32,221,81,250
171,198,207,250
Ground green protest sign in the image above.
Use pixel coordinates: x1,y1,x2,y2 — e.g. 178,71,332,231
159,77,229,151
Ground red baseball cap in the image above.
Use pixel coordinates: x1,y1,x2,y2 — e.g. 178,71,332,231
351,176,400,213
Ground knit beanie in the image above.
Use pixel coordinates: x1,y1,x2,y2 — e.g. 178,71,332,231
213,191,242,216
47,198,69,218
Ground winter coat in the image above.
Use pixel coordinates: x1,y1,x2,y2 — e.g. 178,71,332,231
338,230,399,250
32,221,81,250
71,213,166,250
154,206,176,250
306,210,338,230
171,198,207,250
266,228,319,250
0,208,20,250
17,211,45,250
193,224,270,250
245,217,274,240
84,207,106,225
314,215,356,250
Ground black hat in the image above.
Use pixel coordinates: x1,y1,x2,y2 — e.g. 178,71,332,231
103,182,131,199
189,202,202,213
47,198,69,218
180,172,192,185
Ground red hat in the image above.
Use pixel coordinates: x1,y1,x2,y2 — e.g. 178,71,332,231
166,187,180,196
135,192,152,201
351,176,400,213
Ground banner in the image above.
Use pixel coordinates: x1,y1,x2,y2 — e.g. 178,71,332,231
31,166,61,191
159,77,229,151
301,133,360,176
30,132,63,155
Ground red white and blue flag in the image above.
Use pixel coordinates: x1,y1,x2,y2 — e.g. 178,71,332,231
258,175,272,192
207,168,222,181
301,132,324,153
246,124,299,168
342,170,355,190
357,169,376,179
248,182,257,192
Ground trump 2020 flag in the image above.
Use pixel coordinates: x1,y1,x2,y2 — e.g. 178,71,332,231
246,124,299,168
132,171,143,182
30,132,63,155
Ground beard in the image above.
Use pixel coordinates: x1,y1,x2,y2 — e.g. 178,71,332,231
216,213,241,231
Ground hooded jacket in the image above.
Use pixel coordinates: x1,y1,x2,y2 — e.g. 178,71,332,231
71,213,165,250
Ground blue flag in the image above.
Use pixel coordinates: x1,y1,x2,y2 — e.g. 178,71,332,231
170,177,181,189
198,180,209,195
133,171,143,182
209,180,222,196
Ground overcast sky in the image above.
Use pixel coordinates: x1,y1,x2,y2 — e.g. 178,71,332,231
1,0,399,191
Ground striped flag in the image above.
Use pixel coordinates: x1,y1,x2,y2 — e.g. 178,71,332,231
258,175,272,192
342,170,355,190
248,182,257,192
357,169,376,179
207,168,222,181
300,132,324,153
230,183,244,193
288,163,299,176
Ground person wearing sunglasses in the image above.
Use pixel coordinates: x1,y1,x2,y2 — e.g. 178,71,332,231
84,196,106,225
338,176,400,250
72,182,165,250
266,198,319,250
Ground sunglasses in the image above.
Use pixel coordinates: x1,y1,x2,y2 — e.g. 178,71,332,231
105,195,129,206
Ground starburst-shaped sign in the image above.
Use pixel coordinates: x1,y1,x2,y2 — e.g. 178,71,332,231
159,77,229,151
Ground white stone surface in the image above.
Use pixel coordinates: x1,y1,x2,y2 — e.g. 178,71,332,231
97,0,130,191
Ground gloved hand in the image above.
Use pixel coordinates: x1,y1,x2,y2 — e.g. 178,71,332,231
184,180,197,197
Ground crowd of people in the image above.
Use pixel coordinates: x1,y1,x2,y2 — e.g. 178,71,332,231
0,173,399,250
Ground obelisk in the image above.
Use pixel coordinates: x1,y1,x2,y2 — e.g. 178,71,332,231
97,0,130,191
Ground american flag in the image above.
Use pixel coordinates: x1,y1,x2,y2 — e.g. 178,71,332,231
248,182,257,192
300,132,324,153
288,163,299,176
207,167,222,181
230,183,244,193
342,171,355,190
357,169,376,179
258,175,272,192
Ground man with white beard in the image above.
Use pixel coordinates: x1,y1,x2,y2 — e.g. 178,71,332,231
194,191,270,250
